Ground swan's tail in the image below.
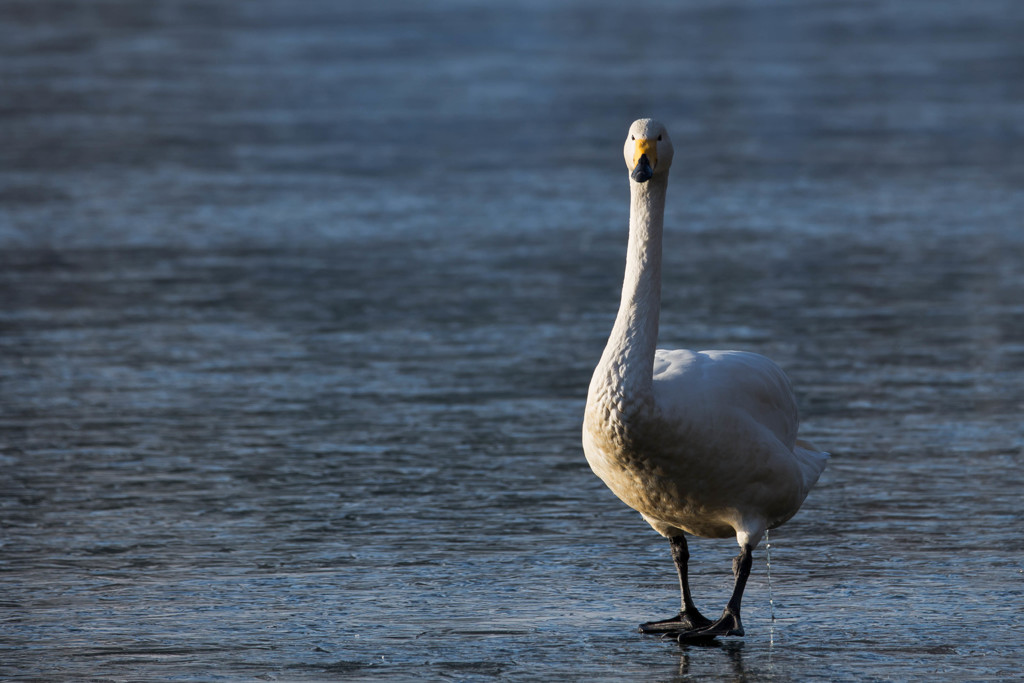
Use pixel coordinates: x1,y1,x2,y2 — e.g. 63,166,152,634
794,439,829,494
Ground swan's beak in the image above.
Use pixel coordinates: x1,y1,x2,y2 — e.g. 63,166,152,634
630,138,658,183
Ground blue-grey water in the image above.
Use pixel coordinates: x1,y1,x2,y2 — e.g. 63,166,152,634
2,1,1023,680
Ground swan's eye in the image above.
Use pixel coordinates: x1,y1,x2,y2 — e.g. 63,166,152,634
631,135,635,140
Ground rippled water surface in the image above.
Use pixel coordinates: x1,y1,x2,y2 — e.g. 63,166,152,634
2,1,1023,680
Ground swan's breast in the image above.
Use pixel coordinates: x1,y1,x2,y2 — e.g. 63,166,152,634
582,397,737,538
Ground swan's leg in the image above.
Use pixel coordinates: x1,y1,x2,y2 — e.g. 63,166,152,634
677,543,752,641
639,535,713,634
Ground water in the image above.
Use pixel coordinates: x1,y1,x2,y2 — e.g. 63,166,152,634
2,1,1023,680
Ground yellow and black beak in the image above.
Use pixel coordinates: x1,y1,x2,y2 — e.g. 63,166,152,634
630,138,658,183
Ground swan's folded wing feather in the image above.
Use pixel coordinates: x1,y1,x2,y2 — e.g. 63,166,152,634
652,348,800,448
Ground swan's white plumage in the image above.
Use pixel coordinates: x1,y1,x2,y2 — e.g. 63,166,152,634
582,118,827,554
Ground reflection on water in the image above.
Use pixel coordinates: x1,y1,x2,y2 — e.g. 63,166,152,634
2,0,1023,680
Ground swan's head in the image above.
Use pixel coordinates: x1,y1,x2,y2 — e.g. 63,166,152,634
624,118,673,183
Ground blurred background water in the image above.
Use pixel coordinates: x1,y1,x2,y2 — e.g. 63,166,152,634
1,0,1022,680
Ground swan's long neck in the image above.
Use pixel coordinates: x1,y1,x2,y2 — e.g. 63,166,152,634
591,174,668,414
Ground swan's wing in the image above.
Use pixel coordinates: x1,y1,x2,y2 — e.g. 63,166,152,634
652,348,799,447
651,348,826,534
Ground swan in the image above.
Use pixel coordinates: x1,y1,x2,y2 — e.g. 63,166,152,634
582,118,828,641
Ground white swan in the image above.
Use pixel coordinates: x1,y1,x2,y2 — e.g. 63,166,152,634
582,118,828,641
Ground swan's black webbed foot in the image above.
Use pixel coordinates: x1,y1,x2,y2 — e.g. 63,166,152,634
640,535,714,635
638,608,713,634
675,608,744,642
